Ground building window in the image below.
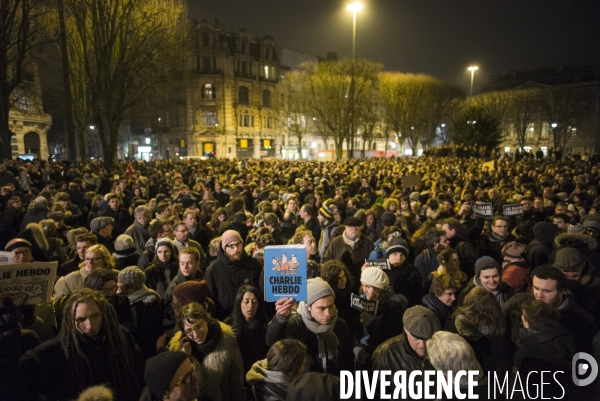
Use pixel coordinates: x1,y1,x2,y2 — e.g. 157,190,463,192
238,114,253,127
13,87,30,111
262,90,271,107
267,117,274,128
202,57,211,72
202,84,215,99
264,66,269,79
238,86,249,105
202,111,218,126
202,33,209,47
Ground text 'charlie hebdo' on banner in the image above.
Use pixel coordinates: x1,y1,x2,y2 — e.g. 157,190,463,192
264,245,307,302
470,202,494,219
0,262,58,305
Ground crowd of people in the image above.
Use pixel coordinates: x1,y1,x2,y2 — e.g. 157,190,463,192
1,151,600,400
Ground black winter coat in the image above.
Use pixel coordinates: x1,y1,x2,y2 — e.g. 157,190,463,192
385,263,422,307
265,313,353,376
204,246,262,321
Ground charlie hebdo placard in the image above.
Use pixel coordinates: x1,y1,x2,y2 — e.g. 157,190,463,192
264,245,307,302
0,262,58,305
503,203,524,217
470,202,494,219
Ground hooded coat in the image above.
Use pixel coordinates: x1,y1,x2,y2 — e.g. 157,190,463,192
204,245,262,321
525,222,558,268
20,205,48,230
169,321,246,401
246,359,293,401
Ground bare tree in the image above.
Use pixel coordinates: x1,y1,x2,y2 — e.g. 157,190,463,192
0,0,49,159
537,86,591,157
510,89,539,151
302,58,381,160
280,70,313,159
62,0,190,167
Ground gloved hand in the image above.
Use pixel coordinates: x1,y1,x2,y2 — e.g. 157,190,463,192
353,346,369,364
360,312,374,326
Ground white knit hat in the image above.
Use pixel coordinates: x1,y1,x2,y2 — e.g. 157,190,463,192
361,267,390,290
306,277,335,306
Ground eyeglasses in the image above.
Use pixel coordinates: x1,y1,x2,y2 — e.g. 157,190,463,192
169,364,197,388
85,256,103,263
226,242,242,249
184,321,207,336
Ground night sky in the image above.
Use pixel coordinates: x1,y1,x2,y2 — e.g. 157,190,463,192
186,0,600,93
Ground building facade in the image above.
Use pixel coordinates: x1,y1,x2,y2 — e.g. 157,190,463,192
480,65,600,156
8,63,52,160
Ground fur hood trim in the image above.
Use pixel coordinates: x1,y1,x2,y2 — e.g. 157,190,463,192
169,320,236,351
22,223,49,251
77,385,114,401
554,233,597,249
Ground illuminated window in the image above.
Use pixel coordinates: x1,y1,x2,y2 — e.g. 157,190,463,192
240,139,248,148
204,143,213,152
264,66,269,79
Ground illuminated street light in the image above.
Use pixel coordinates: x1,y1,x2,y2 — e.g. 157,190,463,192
390,142,397,149
346,2,363,58
551,123,557,128
89,125,95,129
468,66,479,98
311,141,317,148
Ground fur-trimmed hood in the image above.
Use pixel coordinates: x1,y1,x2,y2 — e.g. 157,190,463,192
554,233,598,250
169,320,245,401
18,223,49,251
77,385,114,401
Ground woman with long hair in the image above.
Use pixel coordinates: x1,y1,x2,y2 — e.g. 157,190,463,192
206,207,228,239
225,285,270,400
20,288,143,401
321,260,358,338
169,302,246,401
246,339,307,401
144,238,179,297
445,287,511,375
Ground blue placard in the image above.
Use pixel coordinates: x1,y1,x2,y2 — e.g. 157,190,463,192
264,245,307,302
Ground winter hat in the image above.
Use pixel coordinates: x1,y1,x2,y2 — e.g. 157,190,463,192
403,305,441,339
409,191,420,201
5,238,32,252
567,204,578,214
501,241,527,259
318,201,334,220
474,256,500,278
90,216,114,232
582,219,600,232
386,236,409,258
553,247,584,272
155,237,176,255
343,216,362,227
114,234,136,252
381,211,396,227
361,267,390,289
233,212,247,223
144,351,191,398
568,223,586,235
173,280,216,315
117,266,146,291
306,277,335,306
221,229,242,250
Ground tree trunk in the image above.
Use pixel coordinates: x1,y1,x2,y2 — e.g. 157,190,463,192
0,94,11,160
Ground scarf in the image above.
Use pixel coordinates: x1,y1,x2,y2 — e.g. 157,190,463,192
297,302,339,373
422,294,455,326
342,231,358,248
127,285,161,305
488,231,509,243
191,319,222,363
473,276,509,306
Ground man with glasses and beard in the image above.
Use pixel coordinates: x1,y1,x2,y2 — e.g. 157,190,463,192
204,230,262,320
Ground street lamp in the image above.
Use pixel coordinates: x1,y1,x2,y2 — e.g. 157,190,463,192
346,2,363,58
468,66,479,98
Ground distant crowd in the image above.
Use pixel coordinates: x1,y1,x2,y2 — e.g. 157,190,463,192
1,151,600,400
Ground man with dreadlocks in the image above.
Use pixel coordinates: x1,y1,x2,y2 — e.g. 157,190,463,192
19,288,144,401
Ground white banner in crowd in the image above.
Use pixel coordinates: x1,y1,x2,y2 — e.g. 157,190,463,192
0,262,58,305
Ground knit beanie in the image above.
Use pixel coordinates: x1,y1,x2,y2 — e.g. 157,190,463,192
501,241,526,259
173,280,216,316
318,201,334,221
144,351,190,398
360,267,390,289
553,247,584,272
381,212,396,227
114,234,136,252
233,212,247,223
474,256,501,278
306,277,335,306
568,223,586,235
403,305,441,339
385,236,409,258
155,237,176,255
221,229,242,250
117,266,146,291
